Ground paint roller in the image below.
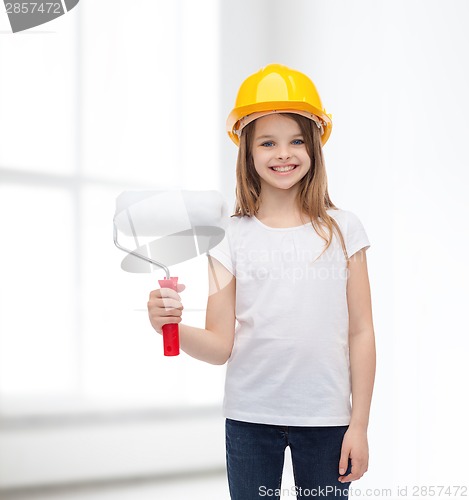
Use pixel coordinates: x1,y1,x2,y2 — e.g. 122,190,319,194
113,190,229,356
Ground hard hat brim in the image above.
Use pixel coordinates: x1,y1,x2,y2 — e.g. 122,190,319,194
227,101,332,147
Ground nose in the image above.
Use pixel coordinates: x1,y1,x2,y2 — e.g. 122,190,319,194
277,143,292,160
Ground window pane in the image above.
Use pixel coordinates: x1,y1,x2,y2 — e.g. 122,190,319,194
0,15,78,174
0,186,76,397
81,0,220,188
81,1,181,184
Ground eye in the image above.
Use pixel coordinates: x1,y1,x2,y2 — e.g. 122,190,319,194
292,139,304,145
260,141,275,147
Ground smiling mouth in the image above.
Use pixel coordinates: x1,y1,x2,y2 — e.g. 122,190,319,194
269,165,298,172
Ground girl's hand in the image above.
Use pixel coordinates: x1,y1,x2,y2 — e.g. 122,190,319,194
147,284,186,334
338,426,369,483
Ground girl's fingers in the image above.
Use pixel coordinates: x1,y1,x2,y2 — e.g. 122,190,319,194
155,307,183,318
149,298,183,311
147,286,185,335
149,286,184,302
161,299,183,312
338,461,366,482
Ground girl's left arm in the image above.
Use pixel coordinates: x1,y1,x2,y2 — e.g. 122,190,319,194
339,248,376,483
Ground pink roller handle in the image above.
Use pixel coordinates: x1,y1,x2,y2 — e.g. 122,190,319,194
157,277,180,356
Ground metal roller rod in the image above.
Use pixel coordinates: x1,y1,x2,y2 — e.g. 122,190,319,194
113,222,170,279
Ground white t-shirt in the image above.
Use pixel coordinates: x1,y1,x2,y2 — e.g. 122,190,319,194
207,208,371,426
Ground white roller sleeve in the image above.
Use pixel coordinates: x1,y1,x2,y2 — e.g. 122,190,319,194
114,190,229,236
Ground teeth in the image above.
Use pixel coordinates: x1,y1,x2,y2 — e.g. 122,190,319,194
272,166,296,172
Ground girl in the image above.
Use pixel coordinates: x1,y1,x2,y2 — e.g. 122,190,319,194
148,63,376,499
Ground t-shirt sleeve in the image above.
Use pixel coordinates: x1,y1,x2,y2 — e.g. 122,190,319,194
207,224,235,276
345,211,371,258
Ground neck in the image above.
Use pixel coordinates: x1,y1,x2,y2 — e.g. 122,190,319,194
256,185,306,222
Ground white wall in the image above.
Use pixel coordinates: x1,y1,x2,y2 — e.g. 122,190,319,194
1,0,469,495
266,0,469,491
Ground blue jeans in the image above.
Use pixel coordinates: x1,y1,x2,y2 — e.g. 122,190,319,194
225,418,352,499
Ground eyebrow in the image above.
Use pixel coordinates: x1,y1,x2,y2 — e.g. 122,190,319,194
255,134,304,140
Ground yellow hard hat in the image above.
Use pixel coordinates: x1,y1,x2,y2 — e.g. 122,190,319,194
227,63,332,147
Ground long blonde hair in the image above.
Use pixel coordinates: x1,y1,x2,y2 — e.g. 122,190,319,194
231,113,350,267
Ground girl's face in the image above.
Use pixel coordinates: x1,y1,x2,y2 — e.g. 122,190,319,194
251,114,311,192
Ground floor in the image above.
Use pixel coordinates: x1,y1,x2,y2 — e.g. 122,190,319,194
1,473,230,500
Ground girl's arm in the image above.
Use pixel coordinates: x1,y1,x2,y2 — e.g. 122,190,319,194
178,256,236,365
347,249,376,430
338,248,376,482
148,257,236,365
